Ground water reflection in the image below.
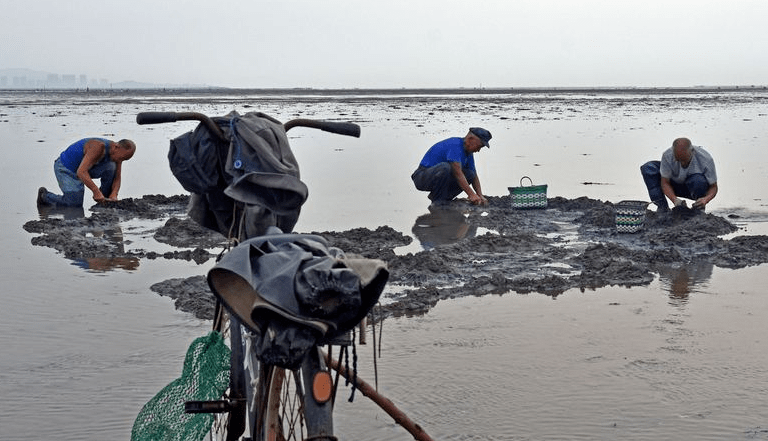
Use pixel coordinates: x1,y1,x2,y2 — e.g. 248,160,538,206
36,204,85,220
35,205,140,272
411,205,477,250
70,225,141,272
656,262,714,306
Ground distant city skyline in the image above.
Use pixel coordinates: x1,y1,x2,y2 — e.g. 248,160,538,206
0,68,210,89
0,69,110,89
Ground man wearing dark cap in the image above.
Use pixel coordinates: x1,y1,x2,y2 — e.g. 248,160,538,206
411,127,491,205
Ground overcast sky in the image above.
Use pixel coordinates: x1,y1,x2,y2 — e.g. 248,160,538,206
2,0,767,88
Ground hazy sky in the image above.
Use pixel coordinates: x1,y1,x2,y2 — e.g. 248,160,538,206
3,0,767,88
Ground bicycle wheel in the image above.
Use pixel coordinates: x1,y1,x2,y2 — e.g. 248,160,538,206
260,366,310,441
257,350,336,441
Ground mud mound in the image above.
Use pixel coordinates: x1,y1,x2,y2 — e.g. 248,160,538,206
24,194,768,321
24,194,218,263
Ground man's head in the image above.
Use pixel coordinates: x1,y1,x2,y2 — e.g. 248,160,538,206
111,139,136,162
672,137,693,167
465,127,492,152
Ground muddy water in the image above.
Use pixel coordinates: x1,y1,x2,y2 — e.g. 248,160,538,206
334,265,768,441
2,89,768,440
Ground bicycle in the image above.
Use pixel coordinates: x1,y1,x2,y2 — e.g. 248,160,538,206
136,110,387,441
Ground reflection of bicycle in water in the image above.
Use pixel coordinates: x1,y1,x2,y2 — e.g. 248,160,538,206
135,111,429,441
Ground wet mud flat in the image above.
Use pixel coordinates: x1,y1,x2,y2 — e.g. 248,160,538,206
24,194,768,321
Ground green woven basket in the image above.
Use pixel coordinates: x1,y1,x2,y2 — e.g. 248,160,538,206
508,176,548,209
615,200,649,233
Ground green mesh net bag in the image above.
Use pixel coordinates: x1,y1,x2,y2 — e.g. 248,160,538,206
131,331,230,441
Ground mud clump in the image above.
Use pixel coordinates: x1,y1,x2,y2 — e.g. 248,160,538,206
24,194,768,321
149,276,215,320
24,195,223,265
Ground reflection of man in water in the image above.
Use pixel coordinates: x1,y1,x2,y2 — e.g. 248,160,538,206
657,262,714,305
69,225,140,272
411,206,477,249
640,137,717,212
411,127,491,205
38,138,136,207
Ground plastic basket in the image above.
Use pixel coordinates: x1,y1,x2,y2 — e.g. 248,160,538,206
615,200,649,233
508,176,548,209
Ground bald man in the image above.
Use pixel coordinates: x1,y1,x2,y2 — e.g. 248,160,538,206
640,137,717,212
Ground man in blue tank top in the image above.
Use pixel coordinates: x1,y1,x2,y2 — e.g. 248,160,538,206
411,127,491,205
38,138,136,207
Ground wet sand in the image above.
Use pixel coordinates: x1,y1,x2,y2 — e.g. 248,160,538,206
23,193,766,321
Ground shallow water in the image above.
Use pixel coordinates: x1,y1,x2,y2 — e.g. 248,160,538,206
335,264,768,440
1,89,768,440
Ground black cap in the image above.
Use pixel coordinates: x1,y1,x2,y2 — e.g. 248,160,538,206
469,127,492,148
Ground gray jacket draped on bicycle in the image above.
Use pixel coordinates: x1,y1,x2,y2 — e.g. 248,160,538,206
169,111,308,239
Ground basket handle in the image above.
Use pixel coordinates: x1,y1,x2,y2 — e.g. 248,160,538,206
520,176,533,187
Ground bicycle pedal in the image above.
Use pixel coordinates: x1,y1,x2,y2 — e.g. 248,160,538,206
184,399,236,414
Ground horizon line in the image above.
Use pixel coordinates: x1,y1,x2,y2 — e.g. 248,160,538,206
3,84,768,94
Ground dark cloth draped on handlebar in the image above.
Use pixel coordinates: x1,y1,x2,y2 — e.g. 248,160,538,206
169,111,308,239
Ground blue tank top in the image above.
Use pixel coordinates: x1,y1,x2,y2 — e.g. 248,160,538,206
59,138,113,173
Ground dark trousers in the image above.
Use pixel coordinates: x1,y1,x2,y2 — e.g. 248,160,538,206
640,160,709,209
411,163,476,202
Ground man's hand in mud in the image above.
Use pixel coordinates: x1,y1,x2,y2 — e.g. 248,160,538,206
693,198,706,209
673,197,687,208
468,194,488,206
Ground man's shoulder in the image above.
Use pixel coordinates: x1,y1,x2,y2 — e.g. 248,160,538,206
82,138,109,147
660,147,675,161
428,137,463,155
693,145,713,158
434,137,463,147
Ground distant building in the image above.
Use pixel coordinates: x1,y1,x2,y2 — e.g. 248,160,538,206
62,74,76,86
79,74,87,86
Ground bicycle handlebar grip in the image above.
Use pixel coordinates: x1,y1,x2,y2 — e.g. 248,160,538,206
136,112,180,125
318,121,361,138
284,119,361,137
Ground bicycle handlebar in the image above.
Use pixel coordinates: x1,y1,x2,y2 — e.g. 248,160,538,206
136,111,227,141
136,111,361,139
284,119,360,138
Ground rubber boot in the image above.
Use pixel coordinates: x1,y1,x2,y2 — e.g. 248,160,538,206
653,198,669,213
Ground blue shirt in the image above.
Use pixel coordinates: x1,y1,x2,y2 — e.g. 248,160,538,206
59,138,112,173
418,137,475,172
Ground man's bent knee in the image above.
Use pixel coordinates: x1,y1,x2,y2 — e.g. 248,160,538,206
640,160,661,177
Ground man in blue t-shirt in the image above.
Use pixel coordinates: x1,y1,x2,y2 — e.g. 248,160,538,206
37,138,136,207
411,127,492,205
640,137,718,212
